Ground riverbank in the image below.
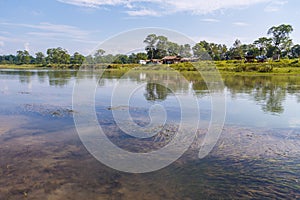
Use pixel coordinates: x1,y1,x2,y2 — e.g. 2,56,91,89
1,59,300,74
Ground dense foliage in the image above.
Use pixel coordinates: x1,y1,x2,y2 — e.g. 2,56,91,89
0,24,299,65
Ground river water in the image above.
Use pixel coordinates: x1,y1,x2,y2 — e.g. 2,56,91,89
0,69,300,199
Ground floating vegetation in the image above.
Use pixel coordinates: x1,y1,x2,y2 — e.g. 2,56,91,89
21,104,75,118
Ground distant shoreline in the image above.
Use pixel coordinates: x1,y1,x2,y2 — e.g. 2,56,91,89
1,59,300,75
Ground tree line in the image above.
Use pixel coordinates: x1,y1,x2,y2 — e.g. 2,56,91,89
0,24,299,65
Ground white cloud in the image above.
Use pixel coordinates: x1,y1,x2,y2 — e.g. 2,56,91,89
0,41,4,47
264,0,288,12
126,9,160,16
57,0,272,16
201,18,220,23
233,22,249,26
57,0,125,8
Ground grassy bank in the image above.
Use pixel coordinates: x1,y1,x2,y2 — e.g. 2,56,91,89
0,64,44,69
1,59,300,75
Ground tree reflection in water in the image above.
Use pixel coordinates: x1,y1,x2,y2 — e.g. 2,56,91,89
1,69,300,114
144,83,170,101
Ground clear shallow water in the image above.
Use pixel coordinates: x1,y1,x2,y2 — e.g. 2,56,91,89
0,69,300,199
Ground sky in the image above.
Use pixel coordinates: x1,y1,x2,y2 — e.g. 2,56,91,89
0,0,299,55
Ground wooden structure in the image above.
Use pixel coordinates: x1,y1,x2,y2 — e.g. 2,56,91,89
162,56,182,64
180,57,199,63
146,59,162,64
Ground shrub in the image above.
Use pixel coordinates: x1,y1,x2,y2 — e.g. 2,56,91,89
258,65,273,72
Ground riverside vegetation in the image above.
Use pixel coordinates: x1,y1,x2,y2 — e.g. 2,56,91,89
0,24,300,74
2,59,300,75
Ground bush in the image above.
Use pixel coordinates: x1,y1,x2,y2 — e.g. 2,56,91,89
258,65,273,72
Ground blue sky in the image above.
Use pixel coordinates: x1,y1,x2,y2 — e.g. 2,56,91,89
0,0,299,55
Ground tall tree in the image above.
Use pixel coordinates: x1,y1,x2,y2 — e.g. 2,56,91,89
16,50,31,64
85,55,94,64
144,34,158,59
71,52,85,64
94,49,106,63
229,39,244,59
94,49,105,57
155,36,169,58
35,52,46,65
179,44,192,58
46,47,70,64
253,37,272,56
113,54,129,64
136,52,148,61
128,53,148,63
167,41,180,56
267,24,293,59
291,44,300,58
192,43,210,60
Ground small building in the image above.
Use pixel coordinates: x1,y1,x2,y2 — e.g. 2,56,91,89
146,59,162,65
180,57,199,63
139,60,147,65
162,56,182,64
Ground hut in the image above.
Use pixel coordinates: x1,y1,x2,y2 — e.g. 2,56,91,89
181,57,199,63
146,59,162,65
162,56,182,64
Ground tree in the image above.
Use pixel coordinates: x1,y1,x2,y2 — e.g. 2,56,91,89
291,44,300,58
228,39,244,59
71,52,85,64
94,49,105,63
155,36,169,58
192,41,228,60
136,52,148,61
192,43,210,60
94,49,105,57
16,50,31,65
85,55,94,64
144,34,158,59
179,44,192,58
46,47,70,64
167,42,180,56
0,55,16,64
209,43,228,60
35,52,46,65
254,37,272,56
241,44,260,57
267,24,294,59
113,54,129,64
128,53,148,63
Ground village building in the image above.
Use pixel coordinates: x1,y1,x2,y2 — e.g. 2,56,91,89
139,60,147,65
146,59,162,64
180,57,199,63
162,56,182,64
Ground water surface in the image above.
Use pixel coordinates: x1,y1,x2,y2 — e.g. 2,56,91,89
0,69,300,199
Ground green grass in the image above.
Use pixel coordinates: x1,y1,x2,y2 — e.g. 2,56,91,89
1,59,300,75
0,64,44,69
